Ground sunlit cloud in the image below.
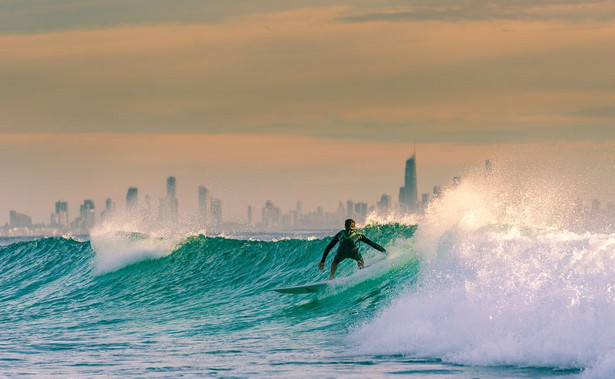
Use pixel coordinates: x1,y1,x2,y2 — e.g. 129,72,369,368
339,1,615,23
1,6,614,142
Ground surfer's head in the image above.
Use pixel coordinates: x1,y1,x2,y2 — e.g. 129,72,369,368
344,219,356,230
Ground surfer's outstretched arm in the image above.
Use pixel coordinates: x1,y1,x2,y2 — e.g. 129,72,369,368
359,235,387,254
319,233,340,269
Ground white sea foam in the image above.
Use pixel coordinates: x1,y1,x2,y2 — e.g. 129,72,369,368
90,230,182,274
89,215,196,274
349,161,615,377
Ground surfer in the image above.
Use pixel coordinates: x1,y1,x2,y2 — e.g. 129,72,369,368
318,219,387,280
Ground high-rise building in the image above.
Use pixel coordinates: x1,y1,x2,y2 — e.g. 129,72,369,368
211,198,222,226
198,185,209,225
377,194,391,213
346,200,354,219
101,198,116,223
296,201,303,215
247,205,253,227
167,176,176,199
167,176,179,221
126,187,139,212
262,200,281,229
10,210,32,229
354,202,368,222
105,198,115,212
336,201,346,220
399,154,418,213
79,200,95,230
159,177,179,222
52,201,69,227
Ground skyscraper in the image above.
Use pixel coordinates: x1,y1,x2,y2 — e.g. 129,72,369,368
126,187,139,212
377,194,391,213
262,200,281,229
354,202,368,222
101,198,115,223
167,176,176,199
346,200,354,219
399,154,418,213
167,176,178,221
198,185,209,226
247,205,253,227
211,198,222,226
10,210,32,229
79,200,95,230
53,201,69,227
159,177,179,222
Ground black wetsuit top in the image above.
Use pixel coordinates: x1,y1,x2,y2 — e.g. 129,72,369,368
320,229,386,264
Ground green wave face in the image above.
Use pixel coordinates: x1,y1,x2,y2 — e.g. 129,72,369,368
0,224,419,349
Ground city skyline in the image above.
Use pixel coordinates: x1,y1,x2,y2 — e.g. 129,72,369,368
2,177,404,235
3,149,466,235
2,155,426,234
4,153,615,237
4,138,615,230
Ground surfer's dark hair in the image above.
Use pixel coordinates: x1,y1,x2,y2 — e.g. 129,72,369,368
344,219,355,229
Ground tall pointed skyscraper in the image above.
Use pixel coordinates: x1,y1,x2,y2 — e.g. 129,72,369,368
399,154,418,213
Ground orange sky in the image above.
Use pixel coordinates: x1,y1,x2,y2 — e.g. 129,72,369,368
2,7,615,137
1,2,615,224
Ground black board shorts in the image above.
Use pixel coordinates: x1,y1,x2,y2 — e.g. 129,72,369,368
333,248,363,264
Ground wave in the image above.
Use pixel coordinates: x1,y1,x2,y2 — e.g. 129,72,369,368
349,161,615,378
6,157,615,376
0,224,418,334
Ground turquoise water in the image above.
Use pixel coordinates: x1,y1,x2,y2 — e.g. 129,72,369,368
0,223,610,378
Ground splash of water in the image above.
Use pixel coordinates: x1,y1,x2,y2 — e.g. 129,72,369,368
349,161,615,377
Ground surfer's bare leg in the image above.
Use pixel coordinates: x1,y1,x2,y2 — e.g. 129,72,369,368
329,262,338,280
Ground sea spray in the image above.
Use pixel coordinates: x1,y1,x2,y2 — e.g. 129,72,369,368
349,161,615,376
90,230,182,274
89,215,206,274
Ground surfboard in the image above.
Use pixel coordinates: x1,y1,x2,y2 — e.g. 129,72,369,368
273,263,378,294
273,280,329,294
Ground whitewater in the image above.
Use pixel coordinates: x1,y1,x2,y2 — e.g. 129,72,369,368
2,163,615,377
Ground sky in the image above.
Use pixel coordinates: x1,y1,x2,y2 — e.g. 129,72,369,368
1,0,615,225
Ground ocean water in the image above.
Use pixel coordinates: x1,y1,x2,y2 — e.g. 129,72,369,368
3,168,615,377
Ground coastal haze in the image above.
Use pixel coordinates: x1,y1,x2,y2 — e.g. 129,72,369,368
2,1,615,227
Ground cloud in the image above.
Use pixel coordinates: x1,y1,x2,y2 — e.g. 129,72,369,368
574,106,615,119
338,1,615,23
6,1,615,36
1,6,614,143
0,0,326,34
